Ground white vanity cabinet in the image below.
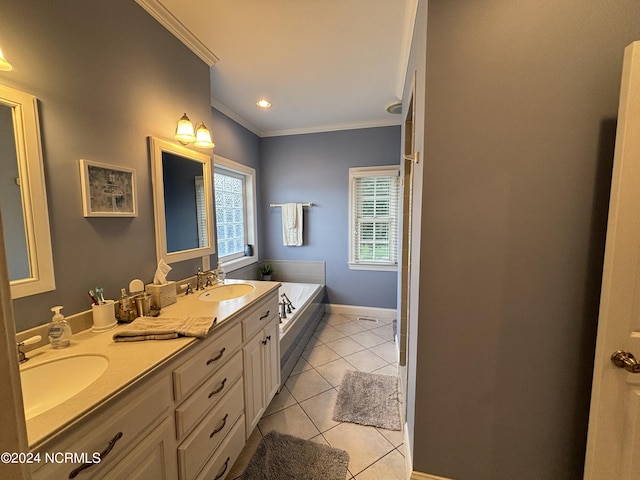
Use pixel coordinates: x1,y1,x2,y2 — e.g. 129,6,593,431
242,295,281,437
172,323,244,480
28,286,281,480
31,375,177,480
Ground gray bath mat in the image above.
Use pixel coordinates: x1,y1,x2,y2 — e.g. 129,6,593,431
333,369,401,431
240,431,349,480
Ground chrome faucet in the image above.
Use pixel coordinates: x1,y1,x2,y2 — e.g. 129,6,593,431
16,335,42,364
281,293,295,314
196,268,216,290
279,301,287,322
195,268,205,290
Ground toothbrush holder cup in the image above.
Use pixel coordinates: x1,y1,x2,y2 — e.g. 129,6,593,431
91,300,117,332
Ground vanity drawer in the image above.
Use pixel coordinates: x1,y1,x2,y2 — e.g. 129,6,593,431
173,323,242,402
178,378,244,480
175,350,243,440
32,375,173,480
242,292,279,341
195,415,246,480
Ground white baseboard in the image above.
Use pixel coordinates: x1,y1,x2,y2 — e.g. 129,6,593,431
403,423,412,479
324,303,397,320
411,473,455,480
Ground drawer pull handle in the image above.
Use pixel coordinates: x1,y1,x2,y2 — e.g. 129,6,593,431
207,347,226,365
213,456,230,480
208,377,228,398
210,413,229,438
259,310,270,320
68,431,123,478
262,339,267,345
266,335,271,341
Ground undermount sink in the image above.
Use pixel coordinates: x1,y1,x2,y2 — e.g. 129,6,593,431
20,355,109,420
199,283,255,302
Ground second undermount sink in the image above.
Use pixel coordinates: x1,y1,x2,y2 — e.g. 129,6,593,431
20,354,109,420
199,283,255,302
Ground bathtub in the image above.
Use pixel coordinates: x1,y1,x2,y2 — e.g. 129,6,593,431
277,282,325,382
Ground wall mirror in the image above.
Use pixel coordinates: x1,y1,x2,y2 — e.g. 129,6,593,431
149,137,215,264
0,84,55,299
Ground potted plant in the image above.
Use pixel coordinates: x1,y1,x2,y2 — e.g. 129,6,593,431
260,263,274,281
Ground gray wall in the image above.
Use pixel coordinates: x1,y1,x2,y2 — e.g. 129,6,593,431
2,0,213,330
260,127,400,309
410,1,640,479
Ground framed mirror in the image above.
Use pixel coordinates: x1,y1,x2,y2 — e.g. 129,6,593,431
149,137,215,264
0,84,55,299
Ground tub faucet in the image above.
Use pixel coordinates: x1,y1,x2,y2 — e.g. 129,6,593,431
281,293,295,314
279,301,287,321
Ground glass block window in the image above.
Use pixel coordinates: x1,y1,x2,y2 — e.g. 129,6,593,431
214,169,246,258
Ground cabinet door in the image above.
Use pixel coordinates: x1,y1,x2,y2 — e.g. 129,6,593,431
243,333,265,438
101,417,177,480
263,319,280,405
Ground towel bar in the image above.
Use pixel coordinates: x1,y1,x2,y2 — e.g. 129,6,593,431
269,203,313,207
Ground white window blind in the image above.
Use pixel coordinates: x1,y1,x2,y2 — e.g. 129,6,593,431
349,166,400,271
194,176,208,248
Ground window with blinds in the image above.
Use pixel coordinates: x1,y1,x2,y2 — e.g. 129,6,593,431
349,166,400,271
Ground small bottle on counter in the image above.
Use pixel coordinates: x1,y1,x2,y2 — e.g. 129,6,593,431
118,288,131,322
48,306,71,348
216,260,226,284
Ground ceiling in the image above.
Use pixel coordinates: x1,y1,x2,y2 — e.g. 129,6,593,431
136,0,417,137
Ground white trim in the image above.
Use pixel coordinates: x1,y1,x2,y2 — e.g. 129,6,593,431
149,137,216,264
211,96,261,136
213,155,259,266
349,165,401,268
411,473,455,480
404,422,413,480
135,0,219,66
211,98,402,138
324,303,397,321
1,85,56,299
396,0,419,99
348,262,398,272
260,117,402,138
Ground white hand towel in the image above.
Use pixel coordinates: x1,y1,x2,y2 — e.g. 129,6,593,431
282,203,303,246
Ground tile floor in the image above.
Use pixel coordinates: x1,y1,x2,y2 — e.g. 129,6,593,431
228,311,406,480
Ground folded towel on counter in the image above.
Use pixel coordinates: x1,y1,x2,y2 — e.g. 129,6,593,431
282,202,303,246
112,316,216,342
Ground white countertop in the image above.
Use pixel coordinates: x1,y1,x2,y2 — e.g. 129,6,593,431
22,279,280,448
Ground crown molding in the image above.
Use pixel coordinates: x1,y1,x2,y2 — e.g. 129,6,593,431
211,97,261,136
260,118,402,138
396,0,419,99
136,0,219,66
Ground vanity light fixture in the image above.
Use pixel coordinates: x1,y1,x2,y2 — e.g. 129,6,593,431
174,113,214,149
256,98,271,109
193,122,214,148
0,47,13,72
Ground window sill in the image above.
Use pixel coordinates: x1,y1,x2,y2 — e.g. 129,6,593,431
348,262,398,272
222,255,258,273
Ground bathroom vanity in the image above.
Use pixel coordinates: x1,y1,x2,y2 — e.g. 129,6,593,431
24,280,280,480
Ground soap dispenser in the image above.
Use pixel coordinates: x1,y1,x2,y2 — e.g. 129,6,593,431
216,260,226,284
48,306,72,348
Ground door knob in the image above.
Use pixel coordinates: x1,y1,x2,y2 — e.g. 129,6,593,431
611,350,640,373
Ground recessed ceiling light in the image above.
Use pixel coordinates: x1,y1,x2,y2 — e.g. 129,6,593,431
256,98,272,109
386,101,402,114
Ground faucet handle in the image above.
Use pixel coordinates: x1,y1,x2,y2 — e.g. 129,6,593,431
18,335,42,347
17,335,42,364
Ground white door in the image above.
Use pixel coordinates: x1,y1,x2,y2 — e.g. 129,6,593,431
584,40,640,480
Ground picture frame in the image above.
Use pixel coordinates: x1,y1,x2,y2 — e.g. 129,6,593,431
79,159,138,217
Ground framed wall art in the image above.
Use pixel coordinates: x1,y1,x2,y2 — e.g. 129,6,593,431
79,159,138,217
